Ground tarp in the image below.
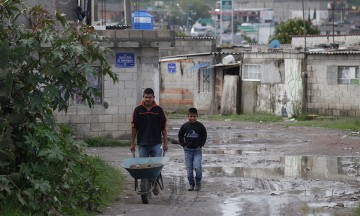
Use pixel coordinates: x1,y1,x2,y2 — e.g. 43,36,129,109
187,63,211,71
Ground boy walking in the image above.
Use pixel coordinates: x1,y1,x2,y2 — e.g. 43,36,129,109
178,108,207,191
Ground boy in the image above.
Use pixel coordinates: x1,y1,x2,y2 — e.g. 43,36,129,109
178,108,207,191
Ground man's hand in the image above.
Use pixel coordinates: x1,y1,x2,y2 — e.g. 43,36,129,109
130,144,136,152
162,142,168,152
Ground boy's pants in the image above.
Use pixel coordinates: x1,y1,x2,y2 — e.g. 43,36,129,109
184,147,202,186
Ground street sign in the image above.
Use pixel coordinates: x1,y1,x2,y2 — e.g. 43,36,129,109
168,63,176,73
222,0,232,10
116,52,135,68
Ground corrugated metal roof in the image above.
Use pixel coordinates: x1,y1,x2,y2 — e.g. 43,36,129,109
160,52,213,62
307,50,360,54
292,34,360,37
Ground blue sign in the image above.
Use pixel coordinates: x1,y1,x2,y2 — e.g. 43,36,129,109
168,63,176,73
116,52,135,68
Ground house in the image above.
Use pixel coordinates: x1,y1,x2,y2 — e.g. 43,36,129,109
159,34,360,118
22,1,176,139
159,48,304,117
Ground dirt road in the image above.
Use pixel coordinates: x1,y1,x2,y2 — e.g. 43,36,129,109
88,118,360,216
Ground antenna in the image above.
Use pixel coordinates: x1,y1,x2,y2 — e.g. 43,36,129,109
269,39,280,48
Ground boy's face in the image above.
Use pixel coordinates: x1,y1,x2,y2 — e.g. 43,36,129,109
188,113,198,123
143,93,154,107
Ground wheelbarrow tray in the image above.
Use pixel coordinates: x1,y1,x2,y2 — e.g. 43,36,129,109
121,156,169,179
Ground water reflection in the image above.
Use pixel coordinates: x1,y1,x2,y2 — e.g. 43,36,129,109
204,149,262,155
204,156,360,181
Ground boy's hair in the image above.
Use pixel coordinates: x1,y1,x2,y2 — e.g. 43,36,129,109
143,88,154,96
188,107,198,115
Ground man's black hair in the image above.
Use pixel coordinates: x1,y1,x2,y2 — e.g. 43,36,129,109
188,107,198,115
143,88,154,95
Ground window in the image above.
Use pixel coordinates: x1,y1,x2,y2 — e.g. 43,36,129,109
338,66,359,84
71,66,103,105
243,64,261,81
199,66,214,93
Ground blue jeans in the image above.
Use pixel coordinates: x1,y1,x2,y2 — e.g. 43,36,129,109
184,147,202,186
139,144,162,183
138,144,162,157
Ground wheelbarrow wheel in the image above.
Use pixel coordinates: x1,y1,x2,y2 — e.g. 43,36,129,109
140,179,151,204
141,194,150,204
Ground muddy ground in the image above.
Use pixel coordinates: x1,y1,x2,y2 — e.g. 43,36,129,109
87,118,360,216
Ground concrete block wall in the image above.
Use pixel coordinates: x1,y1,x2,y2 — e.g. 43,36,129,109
242,52,304,117
306,54,360,116
55,30,175,139
159,37,217,57
292,35,360,48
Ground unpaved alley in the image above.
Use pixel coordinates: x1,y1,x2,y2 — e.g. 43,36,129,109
88,118,360,216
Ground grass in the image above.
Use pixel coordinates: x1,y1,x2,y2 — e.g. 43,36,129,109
90,156,125,211
0,156,125,216
166,112,360,131
166,111,189,119
284,116,360,131
208,113,284,123
84,137,130,147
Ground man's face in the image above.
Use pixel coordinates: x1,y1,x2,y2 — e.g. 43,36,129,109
188,113,198,123
143,93,154,106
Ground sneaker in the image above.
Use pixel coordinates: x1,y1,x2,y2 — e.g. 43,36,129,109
188,185,194,191
195,183,201,191
153,182,160,195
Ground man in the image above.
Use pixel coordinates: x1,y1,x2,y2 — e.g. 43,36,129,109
130,88,168,195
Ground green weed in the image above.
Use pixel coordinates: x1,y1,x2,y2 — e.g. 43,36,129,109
84,137,130,147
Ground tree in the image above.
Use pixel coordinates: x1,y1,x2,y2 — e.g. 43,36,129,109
0,0,118,214
169,0,211,28
268,19,320,44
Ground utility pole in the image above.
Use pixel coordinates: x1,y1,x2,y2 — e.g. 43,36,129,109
231,0,233,45
220,1,223,45
302,0,307,51
124,0,131,26
332,0,335,44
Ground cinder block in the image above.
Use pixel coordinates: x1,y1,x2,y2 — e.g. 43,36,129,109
99,41,114,48
105,106,119,114
77,106,91,115
143,31,157,38
77,123,91,132
90,122,105,131
117,42,140,47
91,105,105,115
105,122,119,131
99,115,113,123
70,115,85,123
84,114,99,123
151,41,172,48
104,89,119,98
328,110,340,116
116,30,130,38
156,30,171,38
129,30,143,38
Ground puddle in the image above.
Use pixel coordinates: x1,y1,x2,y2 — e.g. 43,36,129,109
204,155,360,182
221,198,242,216
204,149,262,155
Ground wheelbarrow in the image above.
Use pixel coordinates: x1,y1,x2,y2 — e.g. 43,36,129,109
121,153,169,204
